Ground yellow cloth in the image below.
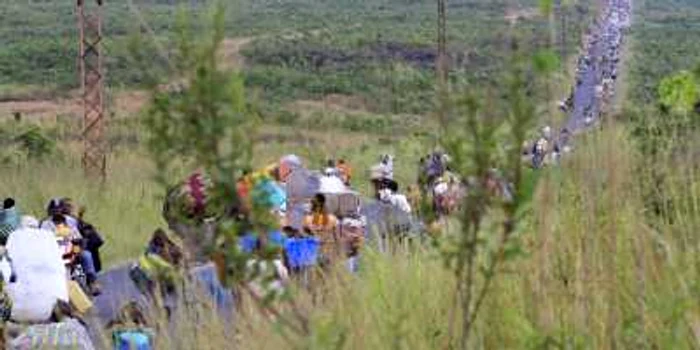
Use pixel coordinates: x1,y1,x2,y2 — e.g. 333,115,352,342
68,280,93,315
138,253,179,287
337,163,352,183
252,163,277,182
55,224,73,239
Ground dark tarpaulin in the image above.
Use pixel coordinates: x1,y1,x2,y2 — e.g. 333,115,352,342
361,200,422,244
90,263,234,328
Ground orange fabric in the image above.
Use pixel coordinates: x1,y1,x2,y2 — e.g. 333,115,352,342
336,163,352,184
303,213,338,258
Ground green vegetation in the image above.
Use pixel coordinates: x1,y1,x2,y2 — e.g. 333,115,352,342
5,112,700,349
623,0,700,236
627,0,700,105
0,0,593,116
2,0,700,348
240,0,593,116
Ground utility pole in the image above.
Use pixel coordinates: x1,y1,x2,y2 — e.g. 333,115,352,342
77,0,106,180
560,1,567,69
436,0,448,140
437,0,447,87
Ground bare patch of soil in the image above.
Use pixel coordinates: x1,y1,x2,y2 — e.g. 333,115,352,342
0,36,256,121
505,7,539,25
219,37,256,70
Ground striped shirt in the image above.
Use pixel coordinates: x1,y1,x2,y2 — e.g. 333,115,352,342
0,207,20,245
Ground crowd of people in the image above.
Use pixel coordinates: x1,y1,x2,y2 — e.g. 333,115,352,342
0,198,104,294
155,154,398,305
0,1,632,348
0,197,106,348
234,154,413,274
526,0,631,169
0,128,606,348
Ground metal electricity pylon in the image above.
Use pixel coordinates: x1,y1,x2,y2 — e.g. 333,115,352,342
435,0,449,140
437,0,447,86
77,0,106,180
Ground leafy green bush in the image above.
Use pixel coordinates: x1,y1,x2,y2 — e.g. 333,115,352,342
0,122,58,166
14,126,56,159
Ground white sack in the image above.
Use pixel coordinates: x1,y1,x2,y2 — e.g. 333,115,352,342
319,176,346,194
6,227,68,322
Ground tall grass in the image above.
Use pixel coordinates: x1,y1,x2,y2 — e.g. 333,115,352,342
0,148,162,264
128,120,698,349
281,121,694,349
0,120,426,266
3,117,700,348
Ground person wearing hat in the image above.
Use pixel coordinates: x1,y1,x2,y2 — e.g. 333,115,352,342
40,199,102,295
340,217,365,273
0,198,20,246
279,154,302,183
40,198,79,233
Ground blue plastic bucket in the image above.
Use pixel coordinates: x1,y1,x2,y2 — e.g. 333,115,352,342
285,237,320,268
239,231,288,253
114,330,153,350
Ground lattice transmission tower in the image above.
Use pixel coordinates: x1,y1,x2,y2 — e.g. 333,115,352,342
77,0,106,180
435,0,448,139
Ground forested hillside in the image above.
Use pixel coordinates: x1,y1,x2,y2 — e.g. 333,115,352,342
0,0,592,110
628,0,700,104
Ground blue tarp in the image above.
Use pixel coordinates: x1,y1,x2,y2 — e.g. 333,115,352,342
92,264,234,326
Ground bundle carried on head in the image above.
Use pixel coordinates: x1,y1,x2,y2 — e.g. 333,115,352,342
164,171,216,225
279,154,302,183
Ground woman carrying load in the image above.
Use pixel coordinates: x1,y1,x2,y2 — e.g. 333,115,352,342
303,194,339,266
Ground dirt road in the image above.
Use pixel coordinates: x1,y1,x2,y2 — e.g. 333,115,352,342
565,0,631,133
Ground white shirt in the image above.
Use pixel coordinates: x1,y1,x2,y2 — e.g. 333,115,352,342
392,194,412,214
379,189,412,214
246,259,289,299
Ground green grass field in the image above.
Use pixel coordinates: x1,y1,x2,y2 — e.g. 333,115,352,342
2,0,700,348
0,0,592,113
627,0,700,105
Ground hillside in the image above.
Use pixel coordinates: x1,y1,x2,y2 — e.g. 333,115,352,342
1,0,700,349
627,0,700,105
0,0,592,108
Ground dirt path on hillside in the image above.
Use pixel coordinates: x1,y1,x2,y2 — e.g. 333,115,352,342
0,91,150,122
561,0,631,136
220,37,255,70
504,6,539,25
